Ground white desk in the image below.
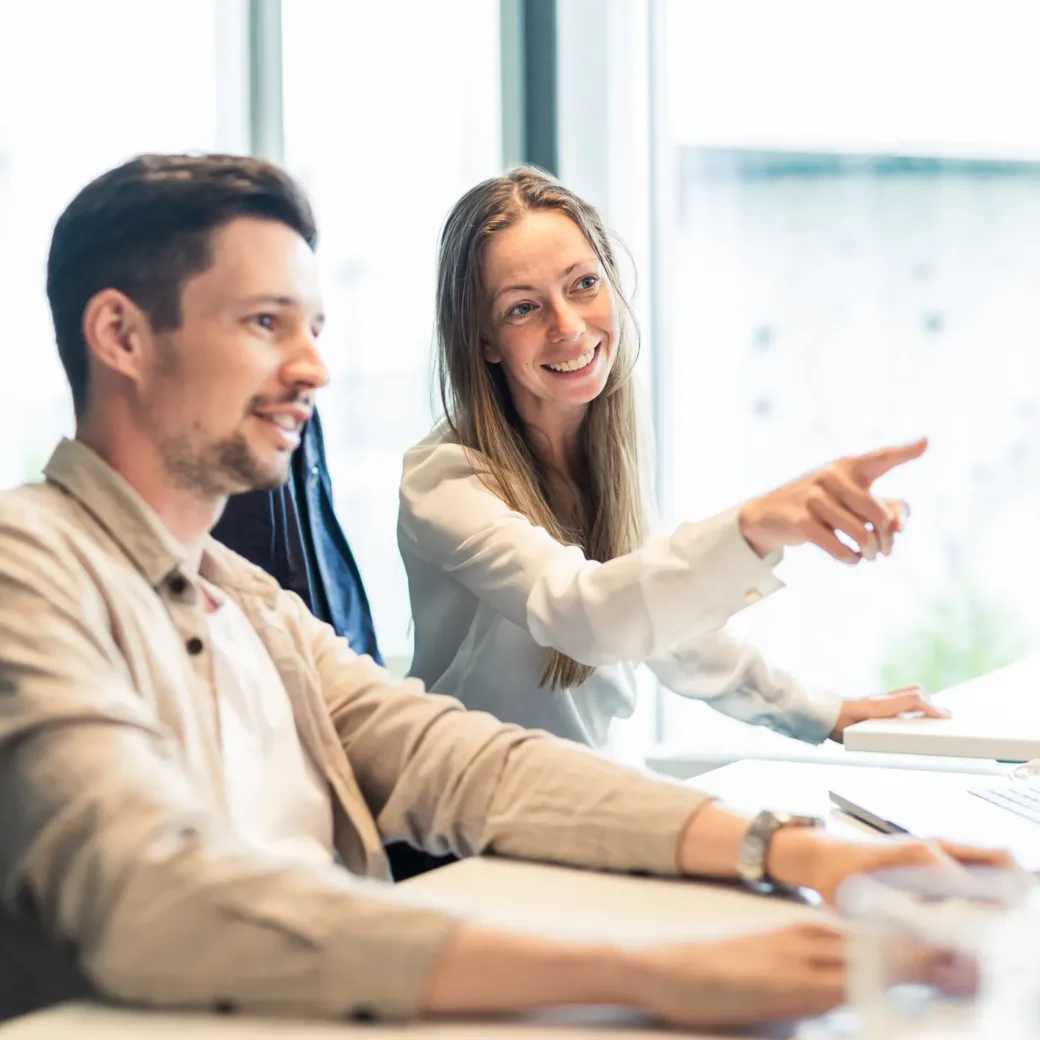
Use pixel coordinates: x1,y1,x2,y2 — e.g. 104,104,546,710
1,760,1003,1039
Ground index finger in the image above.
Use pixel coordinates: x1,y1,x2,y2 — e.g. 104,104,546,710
848,438,929,486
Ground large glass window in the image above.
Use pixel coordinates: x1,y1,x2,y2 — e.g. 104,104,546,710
282,1,502,671
0,0,228,489
653,0,1040,757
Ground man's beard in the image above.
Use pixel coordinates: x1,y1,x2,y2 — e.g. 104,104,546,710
162,430,290,499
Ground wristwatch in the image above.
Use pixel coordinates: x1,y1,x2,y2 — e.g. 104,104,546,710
736,810,824,893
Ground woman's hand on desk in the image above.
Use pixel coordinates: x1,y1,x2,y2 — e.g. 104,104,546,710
829,684,950,741
738,437,927,563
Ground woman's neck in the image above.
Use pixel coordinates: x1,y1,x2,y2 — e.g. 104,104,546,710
516,400,586,486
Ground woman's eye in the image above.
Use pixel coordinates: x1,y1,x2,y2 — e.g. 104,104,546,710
576,275,599,291
252,314,277,331
507,302,535,319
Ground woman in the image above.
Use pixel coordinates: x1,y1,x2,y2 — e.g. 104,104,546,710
399,166,944,748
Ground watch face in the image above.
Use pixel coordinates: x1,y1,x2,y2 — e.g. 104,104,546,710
738,813,775,882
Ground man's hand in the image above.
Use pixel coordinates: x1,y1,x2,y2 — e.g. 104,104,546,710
767,828,1017,906
421,918,848,1028
624,923,846,1027
830,684,950,741
738,438,927,562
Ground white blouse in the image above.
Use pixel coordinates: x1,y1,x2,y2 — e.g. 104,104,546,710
397,431,843,749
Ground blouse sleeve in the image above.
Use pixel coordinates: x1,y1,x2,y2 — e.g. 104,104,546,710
399,439,785,669
646,630,844,744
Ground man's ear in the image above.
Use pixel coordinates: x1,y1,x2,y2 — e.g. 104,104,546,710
82,289,150,383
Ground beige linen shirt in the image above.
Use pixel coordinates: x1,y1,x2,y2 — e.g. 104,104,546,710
0,439,713,1022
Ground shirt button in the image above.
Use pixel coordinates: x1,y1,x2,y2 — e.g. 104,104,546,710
185,636,205,656
744,589,763,606
310,464,320,483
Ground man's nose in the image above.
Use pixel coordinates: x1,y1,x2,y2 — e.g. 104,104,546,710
284,329,329,391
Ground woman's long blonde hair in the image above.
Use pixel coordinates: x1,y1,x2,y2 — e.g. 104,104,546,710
435,166,647,690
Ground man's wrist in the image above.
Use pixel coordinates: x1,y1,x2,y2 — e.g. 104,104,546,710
765,826,830,889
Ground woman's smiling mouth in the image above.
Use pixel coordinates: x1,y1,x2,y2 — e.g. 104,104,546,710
543,343,600,375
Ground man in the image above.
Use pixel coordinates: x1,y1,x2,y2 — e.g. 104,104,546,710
0,155,1008,1029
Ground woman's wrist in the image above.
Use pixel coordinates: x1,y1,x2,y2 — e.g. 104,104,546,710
737,498,774,558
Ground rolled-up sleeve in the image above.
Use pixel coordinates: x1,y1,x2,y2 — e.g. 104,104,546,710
305,600,716,874
0,509,462,1021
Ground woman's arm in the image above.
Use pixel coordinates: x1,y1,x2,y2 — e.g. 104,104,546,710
646,629,844,743
400,440,781,668
647,631,948,745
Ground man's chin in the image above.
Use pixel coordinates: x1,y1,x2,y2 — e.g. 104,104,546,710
218,446,292,496
241,458,292,494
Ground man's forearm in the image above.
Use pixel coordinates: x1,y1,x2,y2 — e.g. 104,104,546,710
676,802,750,878
676,801,834,892
420,922,629,1016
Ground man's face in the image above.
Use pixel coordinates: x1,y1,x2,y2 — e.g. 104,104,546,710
139,216,328,498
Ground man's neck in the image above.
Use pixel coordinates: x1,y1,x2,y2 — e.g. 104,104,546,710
76,424,226,555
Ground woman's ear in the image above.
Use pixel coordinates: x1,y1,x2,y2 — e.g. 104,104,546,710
481,337,502,364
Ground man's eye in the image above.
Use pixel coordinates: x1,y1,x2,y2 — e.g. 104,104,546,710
253,314,276,331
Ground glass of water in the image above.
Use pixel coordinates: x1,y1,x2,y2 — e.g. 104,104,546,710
838,865,1038,1039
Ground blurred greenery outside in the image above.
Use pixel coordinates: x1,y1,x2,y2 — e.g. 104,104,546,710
879,572,1034,694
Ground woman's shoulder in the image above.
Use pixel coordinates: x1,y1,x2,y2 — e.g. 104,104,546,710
401,427,505,516
402,425,480,484
399,430,508,556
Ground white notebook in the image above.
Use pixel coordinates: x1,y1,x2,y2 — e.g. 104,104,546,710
842,656,1040,762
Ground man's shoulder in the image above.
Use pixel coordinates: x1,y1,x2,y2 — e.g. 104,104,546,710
0,481,80,545
0,483,108,604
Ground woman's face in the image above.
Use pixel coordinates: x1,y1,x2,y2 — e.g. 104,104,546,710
480,209,618,423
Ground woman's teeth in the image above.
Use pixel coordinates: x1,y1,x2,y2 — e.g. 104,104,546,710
546,347,596,373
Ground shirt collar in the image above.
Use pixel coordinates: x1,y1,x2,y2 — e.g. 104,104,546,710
44,438,284,609
44,438,190,588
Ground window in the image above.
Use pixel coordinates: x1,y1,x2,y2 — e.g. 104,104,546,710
281,0,503,670
651,0,1040,758
0,0,233,488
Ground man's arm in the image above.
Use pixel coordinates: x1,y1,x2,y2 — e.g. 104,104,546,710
304,593,714,873
0,512,462,1021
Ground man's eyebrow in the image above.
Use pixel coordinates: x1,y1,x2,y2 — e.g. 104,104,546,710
238,293,303,308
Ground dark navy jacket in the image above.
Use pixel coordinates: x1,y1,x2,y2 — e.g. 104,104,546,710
211,410,382,665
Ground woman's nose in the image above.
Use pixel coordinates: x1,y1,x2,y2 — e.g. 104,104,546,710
549,300,585,342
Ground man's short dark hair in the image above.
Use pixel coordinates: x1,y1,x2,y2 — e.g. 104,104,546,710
46,154,318,418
